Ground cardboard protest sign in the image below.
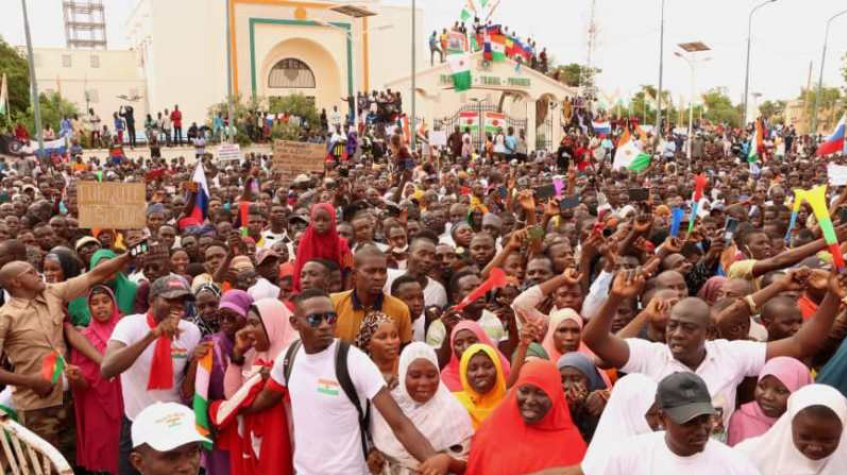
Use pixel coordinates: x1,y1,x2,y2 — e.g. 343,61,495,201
272,140,326,185
77,181,147,229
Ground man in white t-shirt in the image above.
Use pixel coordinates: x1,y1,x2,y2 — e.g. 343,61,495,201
102,275,202,475
584,373,761,475
246,289,450,475
385,237,447,309
583,269,841,427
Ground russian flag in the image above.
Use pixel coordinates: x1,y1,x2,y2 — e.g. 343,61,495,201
178,161,210,231
592,121,611,135
817,114,846,157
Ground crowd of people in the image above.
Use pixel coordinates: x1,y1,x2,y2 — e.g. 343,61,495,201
0,103,846,475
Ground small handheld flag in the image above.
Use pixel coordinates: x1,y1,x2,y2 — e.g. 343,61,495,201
454,267,509,311
785,189,806,243
805,185,845,272
41,350,66,385
687,174,708,235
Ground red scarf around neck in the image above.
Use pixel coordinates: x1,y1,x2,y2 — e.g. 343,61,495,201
146,312,174,390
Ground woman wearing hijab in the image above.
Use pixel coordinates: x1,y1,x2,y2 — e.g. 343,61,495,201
441,321,511,392
43,246,89,326
355,312,401,384
557,352,609,443
737,384,847,475
89,249,138,317
454,343,508,429
224,298,298,396
581,373,660,474
727,356,813,446
542,308,587,362
466,360,587,475
292,203,353,292
67,285,124,475
370,343,474,475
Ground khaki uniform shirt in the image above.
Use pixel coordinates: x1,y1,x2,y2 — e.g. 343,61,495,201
0,274,92,411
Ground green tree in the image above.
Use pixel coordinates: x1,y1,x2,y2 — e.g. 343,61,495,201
268,93,319,126
0,37,31,119
628,85,672,125
799,87,843,128
15,92,78,137
700,88,742,127
758,99,787,122
549,63,600,88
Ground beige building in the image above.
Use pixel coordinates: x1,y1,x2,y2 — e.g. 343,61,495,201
387,53,576,150
30,48,147,125
123,0,425,126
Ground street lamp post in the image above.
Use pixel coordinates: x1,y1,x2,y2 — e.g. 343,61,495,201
811,8,847,136
21,0,43,156
742,0,777,126
675,42,710,161
656,0,666,139
225,0,235,143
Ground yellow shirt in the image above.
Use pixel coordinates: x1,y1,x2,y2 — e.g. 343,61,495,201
331,290,412,344
728,259,761,291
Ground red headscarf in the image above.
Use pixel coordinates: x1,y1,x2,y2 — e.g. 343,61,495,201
292,203,352,292
466,360,587,475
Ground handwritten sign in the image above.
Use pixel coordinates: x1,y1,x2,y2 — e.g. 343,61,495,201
272,140,326,184
77,182,147,229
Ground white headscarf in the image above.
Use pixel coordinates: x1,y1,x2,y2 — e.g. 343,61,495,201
581,373,658,474
736,384,847,475
371,342,474,469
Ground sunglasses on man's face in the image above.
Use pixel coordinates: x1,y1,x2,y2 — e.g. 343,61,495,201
304,311,338,328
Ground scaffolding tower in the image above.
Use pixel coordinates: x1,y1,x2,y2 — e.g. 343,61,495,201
63,0,107,49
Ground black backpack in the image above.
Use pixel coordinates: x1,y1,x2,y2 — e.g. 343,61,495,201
282,340,371,458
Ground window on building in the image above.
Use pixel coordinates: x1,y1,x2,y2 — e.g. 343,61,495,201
62,55,72,68
86,89,99,103
90,55,100,68
268,58,316,88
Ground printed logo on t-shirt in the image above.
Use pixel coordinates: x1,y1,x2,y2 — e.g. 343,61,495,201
317,379,340,396
171,347,189,360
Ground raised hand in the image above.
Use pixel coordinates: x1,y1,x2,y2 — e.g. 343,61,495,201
561,268,583,286
610,269,647,299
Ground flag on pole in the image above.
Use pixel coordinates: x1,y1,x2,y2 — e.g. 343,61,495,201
0,74,8,116
491,35,506,62
41,350,66,384
816,114,846,157
747,118,765,163
460,7,472,21
447,53,473,92
613,130,651,173
193,350,214,449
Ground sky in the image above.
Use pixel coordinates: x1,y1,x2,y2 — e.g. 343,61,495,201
2,0,846,107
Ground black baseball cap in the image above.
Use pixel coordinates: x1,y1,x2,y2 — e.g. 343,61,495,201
657,372,715,424
150,275,194,300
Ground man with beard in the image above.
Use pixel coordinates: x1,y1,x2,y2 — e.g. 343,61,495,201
331,247,411,344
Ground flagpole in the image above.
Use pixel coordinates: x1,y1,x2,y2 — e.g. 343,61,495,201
21,0,44,156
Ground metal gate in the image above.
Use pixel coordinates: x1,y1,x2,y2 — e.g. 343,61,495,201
536,115,553,150
434,103,527,152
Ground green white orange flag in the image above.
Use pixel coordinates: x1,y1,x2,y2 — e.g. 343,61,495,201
484,112,506,134
448,53,472,92
491,35,506,62
41,350,66,384
193,350,213,449
613,130,651,172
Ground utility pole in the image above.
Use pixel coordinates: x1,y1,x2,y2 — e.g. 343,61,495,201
583,0,598,111
225,0,235,143
410,0,417,152
22,0,43,155
655,0,666,138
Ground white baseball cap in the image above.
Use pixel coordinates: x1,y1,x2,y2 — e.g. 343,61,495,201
131,402,210,451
